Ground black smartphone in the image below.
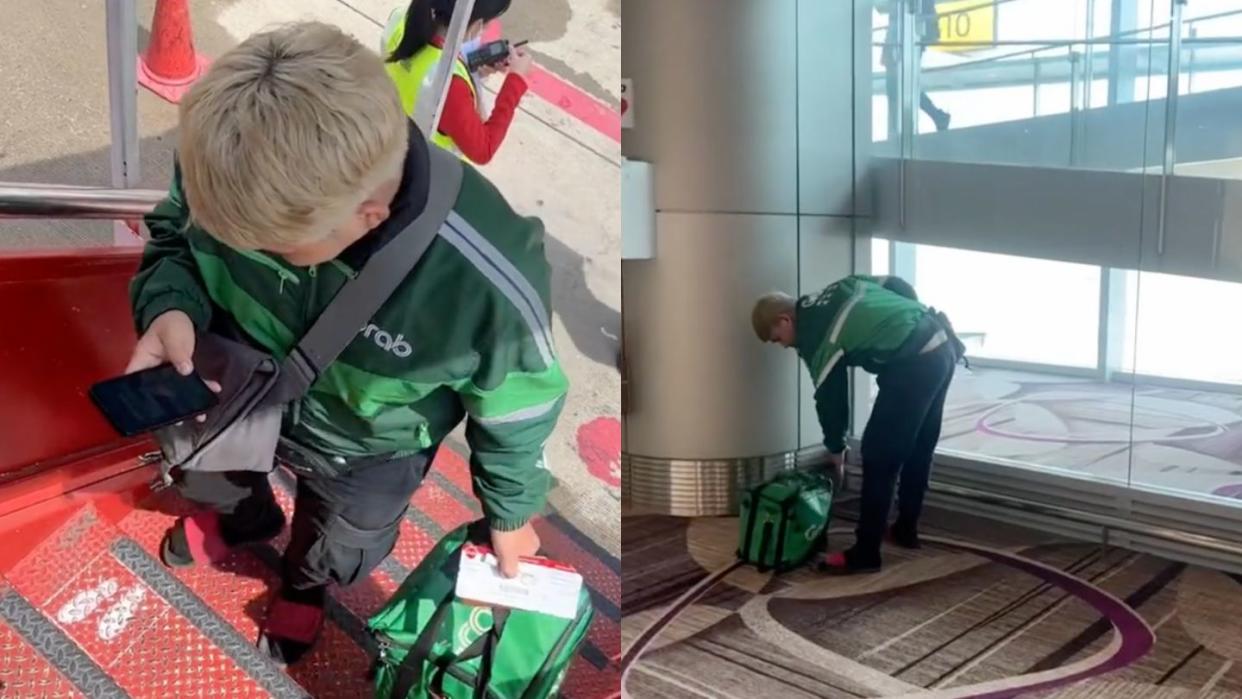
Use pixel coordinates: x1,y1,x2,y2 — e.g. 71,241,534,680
89,364,219,437
465,39,528,73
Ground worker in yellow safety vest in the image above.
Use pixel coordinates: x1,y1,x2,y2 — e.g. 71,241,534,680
383,0,533,165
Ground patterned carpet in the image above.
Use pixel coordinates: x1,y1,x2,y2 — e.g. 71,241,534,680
942,368,1242,502
621,502,1242,698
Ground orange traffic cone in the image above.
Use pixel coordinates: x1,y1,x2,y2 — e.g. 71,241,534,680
137,0,209,104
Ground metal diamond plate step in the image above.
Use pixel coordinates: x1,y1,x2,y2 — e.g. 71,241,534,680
0,449,622,699
2,505,307,698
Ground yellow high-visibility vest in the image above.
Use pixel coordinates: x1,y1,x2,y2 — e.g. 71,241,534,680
382,11,479,158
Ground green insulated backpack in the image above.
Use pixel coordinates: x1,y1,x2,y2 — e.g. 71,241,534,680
737,470,833,572
369,522,594,699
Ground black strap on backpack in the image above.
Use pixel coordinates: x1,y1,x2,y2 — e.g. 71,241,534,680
264,144,464,407
755,519,775,573
429,608,509,698
389,603,508,699
770,492,799,572
390,601,454,698
738,487,761,561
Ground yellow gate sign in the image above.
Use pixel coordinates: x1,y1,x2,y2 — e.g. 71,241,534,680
933,0,996,53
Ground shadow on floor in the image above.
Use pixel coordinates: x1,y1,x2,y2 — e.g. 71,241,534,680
545,233,621,370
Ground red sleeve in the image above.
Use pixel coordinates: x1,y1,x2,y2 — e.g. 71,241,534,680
436,73,528,165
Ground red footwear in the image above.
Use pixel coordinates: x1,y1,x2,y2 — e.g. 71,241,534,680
257,592,325,666
817,550,882,576
159,508,285,569
160,511,231,568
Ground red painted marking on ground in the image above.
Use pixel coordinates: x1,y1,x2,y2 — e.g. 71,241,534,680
482,20,503,43
578,417,621,489
525,69,620,142
486,20,620,142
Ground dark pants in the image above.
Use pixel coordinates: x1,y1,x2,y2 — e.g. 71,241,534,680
854,343,955,562
175,447,436,590
884,49,945,139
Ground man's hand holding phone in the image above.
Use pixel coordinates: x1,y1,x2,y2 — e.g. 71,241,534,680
127,310,197,375
122,310,220,425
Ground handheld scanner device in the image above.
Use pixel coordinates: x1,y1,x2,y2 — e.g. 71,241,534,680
465,39,529,73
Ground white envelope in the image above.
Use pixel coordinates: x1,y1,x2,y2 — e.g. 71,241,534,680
454,543,584,621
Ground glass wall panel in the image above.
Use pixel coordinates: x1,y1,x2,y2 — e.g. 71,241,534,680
857,0,1171,488
1125,269,1242,502
905,245,1101,367
843,0,1242,550
1128,0,1242,506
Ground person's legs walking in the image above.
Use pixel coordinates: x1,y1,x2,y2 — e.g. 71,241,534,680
259,446,437,664
920,92,951,131
282,447,435,590
915,47,951,131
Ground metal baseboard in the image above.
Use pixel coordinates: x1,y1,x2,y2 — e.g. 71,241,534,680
922,454,1242,575
621,446,832,516
623,444,1242,572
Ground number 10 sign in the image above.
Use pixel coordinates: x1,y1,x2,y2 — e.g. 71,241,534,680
933,0,996,53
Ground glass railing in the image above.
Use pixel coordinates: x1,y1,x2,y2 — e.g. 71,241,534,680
871,0,1242,168
857,0,1242,511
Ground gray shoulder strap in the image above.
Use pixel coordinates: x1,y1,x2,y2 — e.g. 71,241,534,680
276,145,464,401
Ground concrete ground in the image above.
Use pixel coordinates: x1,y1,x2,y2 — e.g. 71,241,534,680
0,0,621,554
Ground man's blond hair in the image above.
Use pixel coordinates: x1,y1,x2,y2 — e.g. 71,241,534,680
177,21,408,249
751,292,796,341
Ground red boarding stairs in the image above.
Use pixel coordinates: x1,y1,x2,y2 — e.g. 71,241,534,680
0,248,621,698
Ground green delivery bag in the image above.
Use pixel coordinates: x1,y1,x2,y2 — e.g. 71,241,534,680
368,522,594,699
737,470,833,572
